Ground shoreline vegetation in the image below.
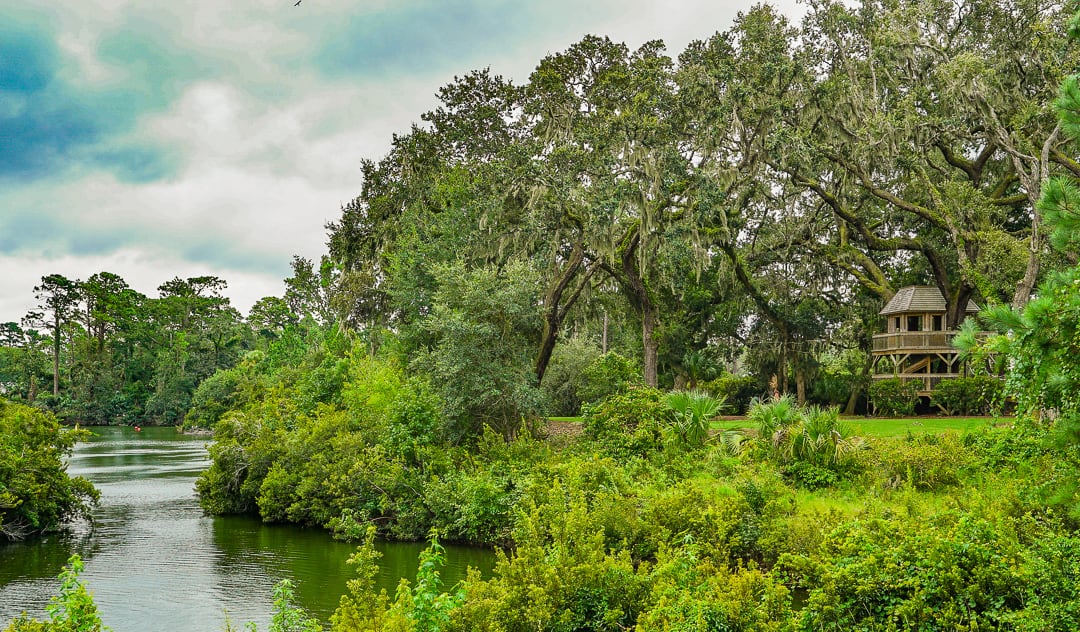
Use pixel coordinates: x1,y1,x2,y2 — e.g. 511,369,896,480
8,400,1080,630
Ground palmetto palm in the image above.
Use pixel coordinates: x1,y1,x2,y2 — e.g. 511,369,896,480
665,390,724,447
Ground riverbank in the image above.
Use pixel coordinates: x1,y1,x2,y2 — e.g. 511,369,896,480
0,426,494,631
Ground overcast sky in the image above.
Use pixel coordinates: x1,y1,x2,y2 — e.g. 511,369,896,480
0,0,803,324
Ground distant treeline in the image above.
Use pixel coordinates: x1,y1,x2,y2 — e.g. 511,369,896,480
0,258,329,425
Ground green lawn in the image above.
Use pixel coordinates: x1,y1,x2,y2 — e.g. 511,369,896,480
551,415,1007,438
712,415,1007,438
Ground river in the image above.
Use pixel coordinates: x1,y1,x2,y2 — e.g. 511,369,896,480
0,426,495,631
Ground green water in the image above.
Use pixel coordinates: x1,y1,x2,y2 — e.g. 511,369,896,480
0,426,495,631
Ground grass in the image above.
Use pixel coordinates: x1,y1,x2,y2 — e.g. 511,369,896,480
840,416,1003,437
551,414,1007,438
711,415,1007,438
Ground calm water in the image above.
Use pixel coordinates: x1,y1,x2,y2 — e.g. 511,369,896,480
0,426,495,631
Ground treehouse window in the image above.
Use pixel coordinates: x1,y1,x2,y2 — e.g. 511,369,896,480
907,315,922,332
893,317,900,332
932,315,943,331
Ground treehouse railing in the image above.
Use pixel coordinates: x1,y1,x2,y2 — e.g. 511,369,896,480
872,331,957,352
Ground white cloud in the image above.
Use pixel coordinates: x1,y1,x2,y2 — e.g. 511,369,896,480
0,249,287,324
0,0,812,325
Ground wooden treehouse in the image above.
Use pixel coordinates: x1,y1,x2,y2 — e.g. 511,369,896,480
871,286,980,396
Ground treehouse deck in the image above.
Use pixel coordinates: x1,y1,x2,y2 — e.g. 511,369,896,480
870,286,980,396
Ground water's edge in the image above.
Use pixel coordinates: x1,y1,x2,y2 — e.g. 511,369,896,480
0,426,494,631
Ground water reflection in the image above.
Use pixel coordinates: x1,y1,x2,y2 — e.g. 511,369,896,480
0,426,494,631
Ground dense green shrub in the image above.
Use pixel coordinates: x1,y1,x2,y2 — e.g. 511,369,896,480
665,390,724,448
0,400,99,541
581,388,667,458
809,350,868,408
962,418,1049,470
577,352,642,406
382,377,445,464
541,337,603,416
184,365,244,429
865,431,975,491
636,551,792,632
868,377,920,416
747,398,864,488
930,375,1004,415
781,515,1029,631
701,373,762,414
414,261,548,441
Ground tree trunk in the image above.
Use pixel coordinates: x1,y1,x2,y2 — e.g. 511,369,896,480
642,303,659,388
535,244,591,385
778,327,789,396
601,311,608,354
1008,123,1059,309
795,362,807,406
617,229,660,388
52,316,60,397
942,283,975,330
844,354,874,415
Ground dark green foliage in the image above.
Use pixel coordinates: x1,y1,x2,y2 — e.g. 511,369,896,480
581,388,667,458
183,365,244,429
577,352,642,408
1,272,254,426
540,337,603,417
930,376,1004,415
866,432,974,491
414,262,548,440
701,373,762,414
0,400,99,541
809,351,867,408
868,377,920,416
747,398,865,488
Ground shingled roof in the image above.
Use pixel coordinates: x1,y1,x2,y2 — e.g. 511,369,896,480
879,286,980,316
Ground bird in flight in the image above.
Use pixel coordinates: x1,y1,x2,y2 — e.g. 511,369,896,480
294,0,301,5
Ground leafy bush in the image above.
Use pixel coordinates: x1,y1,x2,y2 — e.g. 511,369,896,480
577,352,642,406
868,377,920,416
414,262,548,440
865,431,974,491
930,376,1004,415
747,398,864,488
581,388,667,458
0,400,99,541
781,515,1028,630
664,390,724,448
382,377,445,464
184,366,244,430
541,337,603,416
701,373,762,414
810,350,868,408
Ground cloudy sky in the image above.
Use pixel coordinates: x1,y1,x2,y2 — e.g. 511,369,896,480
0,0,802,324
